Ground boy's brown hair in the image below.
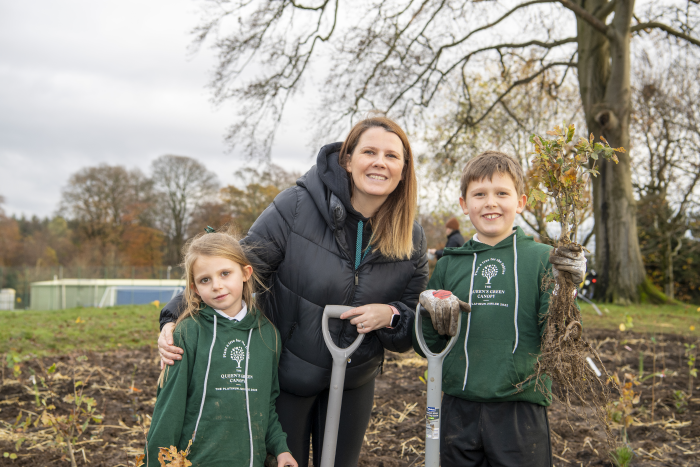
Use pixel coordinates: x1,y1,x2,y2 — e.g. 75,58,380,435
460,151,525,198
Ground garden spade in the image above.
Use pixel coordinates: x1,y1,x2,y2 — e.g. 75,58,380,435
320,305,365,467
414,303,462,467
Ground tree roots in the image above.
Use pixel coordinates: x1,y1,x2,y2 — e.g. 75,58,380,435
525,244,619,447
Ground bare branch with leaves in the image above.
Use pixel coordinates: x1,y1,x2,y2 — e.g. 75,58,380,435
525,123,624,448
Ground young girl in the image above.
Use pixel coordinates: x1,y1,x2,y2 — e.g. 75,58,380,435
146,229,297,467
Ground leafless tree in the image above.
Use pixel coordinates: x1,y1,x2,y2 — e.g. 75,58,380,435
220,163,301,234
632,54,700,300
60,165,150,243
151,155,219,264
194,0,700,303
421,67,587,245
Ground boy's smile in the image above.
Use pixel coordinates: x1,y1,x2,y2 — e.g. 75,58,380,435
459,173,527,246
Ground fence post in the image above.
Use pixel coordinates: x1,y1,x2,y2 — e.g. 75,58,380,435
131,267,135,305
60,265,66,309
77,266,81,308
24,266,29,310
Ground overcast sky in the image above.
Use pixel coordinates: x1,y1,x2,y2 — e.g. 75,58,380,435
0,1,317,218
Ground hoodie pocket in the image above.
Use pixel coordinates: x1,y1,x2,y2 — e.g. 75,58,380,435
464,337,520,399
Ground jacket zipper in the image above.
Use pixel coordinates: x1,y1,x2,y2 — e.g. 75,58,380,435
285,322,297,343
343,267,360,344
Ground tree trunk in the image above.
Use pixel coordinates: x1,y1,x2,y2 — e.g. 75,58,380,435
663,235,672,299
575,0,646,303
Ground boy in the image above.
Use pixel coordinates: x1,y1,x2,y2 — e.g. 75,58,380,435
414,151,585,466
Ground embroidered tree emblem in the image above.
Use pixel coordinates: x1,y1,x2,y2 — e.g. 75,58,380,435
231,346,245,369
482,264,498,284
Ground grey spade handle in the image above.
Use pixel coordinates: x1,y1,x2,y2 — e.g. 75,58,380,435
414,304,462,467
320,305,365,467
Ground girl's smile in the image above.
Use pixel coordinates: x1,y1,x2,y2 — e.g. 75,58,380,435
192,255,252,317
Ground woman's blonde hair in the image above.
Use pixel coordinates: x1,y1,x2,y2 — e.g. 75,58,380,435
338,116,417,260
176,227,264,327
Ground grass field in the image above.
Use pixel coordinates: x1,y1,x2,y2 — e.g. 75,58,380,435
0,303,161,356
579,301,700,338
0,300,698,357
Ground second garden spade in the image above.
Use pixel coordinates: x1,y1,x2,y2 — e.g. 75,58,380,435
414,303,462,467
320,305,365,467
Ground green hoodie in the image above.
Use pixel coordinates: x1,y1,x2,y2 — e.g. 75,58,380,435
414,227,553,406
146,305,289,467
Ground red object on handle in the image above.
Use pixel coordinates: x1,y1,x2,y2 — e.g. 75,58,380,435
433,290,452,299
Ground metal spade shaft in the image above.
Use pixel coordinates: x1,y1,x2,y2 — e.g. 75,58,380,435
414,304,462,467
320,305,365,467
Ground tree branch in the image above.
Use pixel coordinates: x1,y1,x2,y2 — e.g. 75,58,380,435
581,227,595,248
594,0,616,21
290,0,329,11
631,22,700,47
519,211,544,236
558,0,609,35
443,61,576,149
386,37,577,113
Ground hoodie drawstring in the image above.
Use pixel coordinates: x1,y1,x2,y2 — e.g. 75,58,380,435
192,318,255,467
244,329,254,467
193,315,218,441
512,238,520,353
462,234,520,391
462,254,478,391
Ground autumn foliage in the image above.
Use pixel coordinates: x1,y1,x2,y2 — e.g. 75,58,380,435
529,124,624,244
0,162,299,271
526,124,625,447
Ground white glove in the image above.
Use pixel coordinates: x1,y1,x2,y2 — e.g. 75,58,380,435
549,245,587,285
419,289,470,337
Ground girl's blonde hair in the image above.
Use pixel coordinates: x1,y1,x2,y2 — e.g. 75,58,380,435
338,116,418,260
159,227,273,388
176,227,263,326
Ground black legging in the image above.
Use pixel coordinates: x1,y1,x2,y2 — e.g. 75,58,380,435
275,379,375,467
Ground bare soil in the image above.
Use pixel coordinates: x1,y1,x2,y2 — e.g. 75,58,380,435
1,328,699,466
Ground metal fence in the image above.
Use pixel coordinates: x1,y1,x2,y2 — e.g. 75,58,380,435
0,266,185,310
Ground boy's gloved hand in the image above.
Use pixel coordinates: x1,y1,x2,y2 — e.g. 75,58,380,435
549,245,586,285
419,289,470,337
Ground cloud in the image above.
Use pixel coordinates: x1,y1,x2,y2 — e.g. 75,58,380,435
0,0,315,218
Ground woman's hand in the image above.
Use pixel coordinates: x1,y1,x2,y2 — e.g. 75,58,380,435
340,304,394,334
277,452,298,467
158,322,183,369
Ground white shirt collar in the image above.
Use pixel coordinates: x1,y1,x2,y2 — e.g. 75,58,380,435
214,301,248,321
472,230,515,244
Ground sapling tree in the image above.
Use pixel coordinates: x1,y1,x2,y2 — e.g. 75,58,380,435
34,357,103,467
685,343,697,397
606,373,640,445
527,123,624,445
529,124,623,244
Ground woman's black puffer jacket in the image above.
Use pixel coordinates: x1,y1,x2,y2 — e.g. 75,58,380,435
160,143,429,397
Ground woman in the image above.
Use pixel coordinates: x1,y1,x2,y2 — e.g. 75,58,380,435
157,116,428,467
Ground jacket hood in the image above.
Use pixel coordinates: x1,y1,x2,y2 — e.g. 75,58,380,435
444,226,532,255
196,305,261,331
297,142,360,231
